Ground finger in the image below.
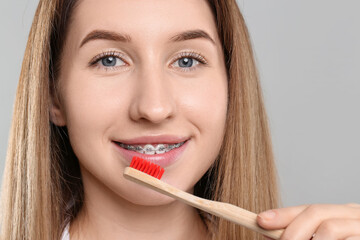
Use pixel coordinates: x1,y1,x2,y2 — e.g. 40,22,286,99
281,204,360,240
263,237,273,240
345,236,360,240
312,219,360,240
257,205,309,229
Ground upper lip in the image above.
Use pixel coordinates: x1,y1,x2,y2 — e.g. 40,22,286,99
113,135,189,145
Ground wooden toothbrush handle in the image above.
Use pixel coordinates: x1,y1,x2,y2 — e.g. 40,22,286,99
207,201,284,239
124,167,284,239
175,195,284,239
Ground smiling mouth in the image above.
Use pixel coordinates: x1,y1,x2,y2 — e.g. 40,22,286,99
114,141,186,155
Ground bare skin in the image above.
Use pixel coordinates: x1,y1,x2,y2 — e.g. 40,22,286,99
258,204,360,240
51,0,227,239
50,0,360,239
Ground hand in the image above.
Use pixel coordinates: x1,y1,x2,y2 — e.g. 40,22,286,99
257,203,360,240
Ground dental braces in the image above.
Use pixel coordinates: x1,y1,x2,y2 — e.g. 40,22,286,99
119,142,184,154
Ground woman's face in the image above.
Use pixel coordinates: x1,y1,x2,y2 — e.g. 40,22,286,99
52,0,228,205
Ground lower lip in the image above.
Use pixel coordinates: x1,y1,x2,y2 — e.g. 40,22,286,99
113,140,189,168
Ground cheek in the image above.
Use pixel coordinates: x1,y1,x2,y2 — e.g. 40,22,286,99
180,73,228,141
59,71,130,169
63,83,112,145
166,73,227,187
58,66,228,205
62,70,130,134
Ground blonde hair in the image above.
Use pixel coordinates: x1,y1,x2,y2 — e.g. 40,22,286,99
0,0,279,239
195,1,279,238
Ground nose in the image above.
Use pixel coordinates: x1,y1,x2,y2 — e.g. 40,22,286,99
129,68,176,124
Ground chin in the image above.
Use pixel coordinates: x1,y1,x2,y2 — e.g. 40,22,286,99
118,180,177,206
113,169,199,207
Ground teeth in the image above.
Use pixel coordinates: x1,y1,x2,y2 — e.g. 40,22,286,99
155,144,166,154
118,142,184,154
143,144,155,154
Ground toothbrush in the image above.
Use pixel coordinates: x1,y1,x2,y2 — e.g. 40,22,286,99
123,156,284,239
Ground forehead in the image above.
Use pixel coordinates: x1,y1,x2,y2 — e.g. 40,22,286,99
71,0,219,46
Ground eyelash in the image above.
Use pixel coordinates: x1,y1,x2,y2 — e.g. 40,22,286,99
89,51,127,71
172,51,208,72
88,50,208,72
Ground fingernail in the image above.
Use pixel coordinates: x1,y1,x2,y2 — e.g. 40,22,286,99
264,237,273,240
258,210,276,220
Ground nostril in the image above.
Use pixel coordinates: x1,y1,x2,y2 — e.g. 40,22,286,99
139,107,173,123
129,96,175,123
128,76,176,123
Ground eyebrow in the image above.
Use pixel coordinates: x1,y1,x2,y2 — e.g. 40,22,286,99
79,29,215,48
80,30,131,48
170,30,215,44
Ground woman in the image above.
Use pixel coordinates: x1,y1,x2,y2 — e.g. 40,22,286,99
1,0,359,239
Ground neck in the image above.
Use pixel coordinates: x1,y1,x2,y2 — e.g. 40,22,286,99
69,168,208,240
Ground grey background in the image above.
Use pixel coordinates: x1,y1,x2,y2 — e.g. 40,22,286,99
0,0,359,207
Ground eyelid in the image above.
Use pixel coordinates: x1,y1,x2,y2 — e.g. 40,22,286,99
171,51,208,65
169,50,208,72
88,50,208,72
89,50,129,67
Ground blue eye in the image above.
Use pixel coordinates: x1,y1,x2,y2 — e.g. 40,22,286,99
171,52,207,72
179,57,197,67
89,51,127,70
100,56,125,67
173,57,200,69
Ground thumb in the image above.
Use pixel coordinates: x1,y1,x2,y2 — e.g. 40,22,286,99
257,205,308,230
